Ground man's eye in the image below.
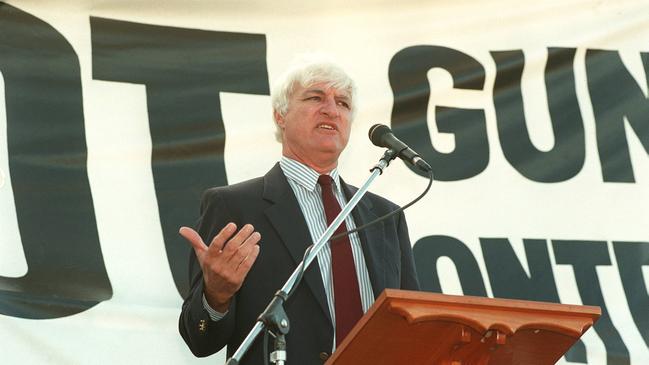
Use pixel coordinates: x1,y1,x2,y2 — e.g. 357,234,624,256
306,96,321,101
337,101,350,109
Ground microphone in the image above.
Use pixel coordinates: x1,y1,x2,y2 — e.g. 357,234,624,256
368,124,432,173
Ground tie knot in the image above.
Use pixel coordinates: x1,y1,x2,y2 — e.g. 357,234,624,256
317,174,334,187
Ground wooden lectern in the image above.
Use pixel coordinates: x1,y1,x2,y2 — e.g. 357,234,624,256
327,289,600,365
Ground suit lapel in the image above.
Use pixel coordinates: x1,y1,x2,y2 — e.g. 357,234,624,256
262,164,332,323
341,181,386,299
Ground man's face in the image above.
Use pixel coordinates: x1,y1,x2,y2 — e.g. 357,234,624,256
275,82,352,169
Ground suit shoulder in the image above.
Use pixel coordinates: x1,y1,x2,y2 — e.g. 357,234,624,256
201,176,265,201
345,182,400,213
365,190,400,210
198,176,267,224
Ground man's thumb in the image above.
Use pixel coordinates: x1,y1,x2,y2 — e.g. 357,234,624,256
179,226,205,252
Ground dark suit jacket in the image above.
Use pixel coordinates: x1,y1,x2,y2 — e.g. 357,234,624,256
179,163,419,364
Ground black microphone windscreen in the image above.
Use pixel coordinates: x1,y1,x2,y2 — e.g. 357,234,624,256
368,124,391,147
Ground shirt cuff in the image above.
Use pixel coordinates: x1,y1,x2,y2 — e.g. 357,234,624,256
202,293,228,321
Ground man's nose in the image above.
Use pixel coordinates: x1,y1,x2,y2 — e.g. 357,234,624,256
320,96,340,118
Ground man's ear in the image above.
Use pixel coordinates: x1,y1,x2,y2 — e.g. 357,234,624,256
274,110,285,128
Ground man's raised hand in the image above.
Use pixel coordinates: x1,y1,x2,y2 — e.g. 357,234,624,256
179,223,261,312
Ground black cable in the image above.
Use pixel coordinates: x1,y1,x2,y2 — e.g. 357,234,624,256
286,168,434,299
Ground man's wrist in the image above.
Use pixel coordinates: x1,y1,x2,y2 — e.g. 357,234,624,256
203,288,231,313
202,293,229,321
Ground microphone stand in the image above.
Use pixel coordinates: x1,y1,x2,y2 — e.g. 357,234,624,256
226,149,398,365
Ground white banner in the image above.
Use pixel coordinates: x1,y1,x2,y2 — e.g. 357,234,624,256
1,0,648,364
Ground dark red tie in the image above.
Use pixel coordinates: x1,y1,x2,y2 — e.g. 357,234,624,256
317,175,363,347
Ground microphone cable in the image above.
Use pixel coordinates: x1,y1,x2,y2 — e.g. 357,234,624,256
262,168,433,364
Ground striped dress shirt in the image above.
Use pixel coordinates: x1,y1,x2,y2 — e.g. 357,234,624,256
203,157,375,349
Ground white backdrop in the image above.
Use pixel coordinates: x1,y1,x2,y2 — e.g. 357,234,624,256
1,0,648,364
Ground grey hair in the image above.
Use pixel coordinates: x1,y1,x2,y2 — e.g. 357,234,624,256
271,56,357,142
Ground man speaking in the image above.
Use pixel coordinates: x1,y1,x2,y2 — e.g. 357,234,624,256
178,56,420,364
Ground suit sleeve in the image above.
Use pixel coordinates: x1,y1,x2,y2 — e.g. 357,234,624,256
178,189,237,357
397,210,421,291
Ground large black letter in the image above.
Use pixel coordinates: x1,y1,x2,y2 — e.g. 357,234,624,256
492,48,585,182
91,17,269,297
613,241,649,348
586,50,649,182
481,238,587,363
0,3,111,318
553,240,629,365
413,235,487,296
389,46,488,180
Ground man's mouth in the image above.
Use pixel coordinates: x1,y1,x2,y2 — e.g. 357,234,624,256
317,123,337,131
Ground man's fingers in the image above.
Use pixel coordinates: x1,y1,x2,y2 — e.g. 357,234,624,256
221,224,255,254
207,222,238,253
228,231,261,264
179,226,207,254
236,244,260,274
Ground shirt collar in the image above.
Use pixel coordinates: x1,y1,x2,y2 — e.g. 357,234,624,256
280,156,341,192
